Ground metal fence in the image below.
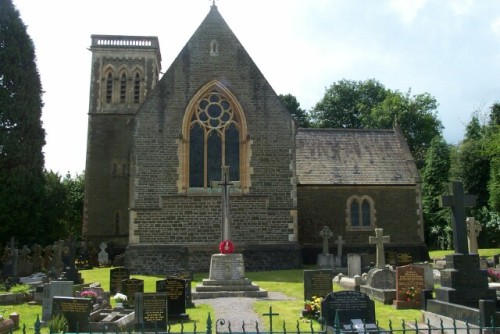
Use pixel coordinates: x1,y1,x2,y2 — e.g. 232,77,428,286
7,309,500,334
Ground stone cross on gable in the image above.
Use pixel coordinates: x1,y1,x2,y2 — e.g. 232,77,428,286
218,166,233,241
440,181,476,254
466,217,482,254
369,228,390,269
319,226,333,255
335,235,345,259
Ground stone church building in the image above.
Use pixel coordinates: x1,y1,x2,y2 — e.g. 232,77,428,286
83,4,429,274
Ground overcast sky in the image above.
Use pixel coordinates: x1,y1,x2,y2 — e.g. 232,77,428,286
12,0,500,176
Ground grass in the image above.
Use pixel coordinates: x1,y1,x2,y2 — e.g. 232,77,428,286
5,248,500,333
428,248,500,259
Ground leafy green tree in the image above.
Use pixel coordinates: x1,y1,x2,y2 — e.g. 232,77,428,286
310,79,388,128
367,91,442,169
454,116,490,208
421,136,452,249
38,171,85,244
278,94,310,128
0,0,46,244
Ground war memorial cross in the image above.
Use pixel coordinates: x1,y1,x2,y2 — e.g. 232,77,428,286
440,181,476,254
218,166,233,241
369,228,390,269
319,226,333,255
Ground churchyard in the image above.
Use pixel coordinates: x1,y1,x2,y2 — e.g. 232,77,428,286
0,246,499,333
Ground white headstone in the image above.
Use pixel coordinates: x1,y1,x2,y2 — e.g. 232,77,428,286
98,242,109,266
42,281,74,321
347,253,362,278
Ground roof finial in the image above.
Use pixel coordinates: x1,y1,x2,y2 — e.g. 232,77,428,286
211,0,217,7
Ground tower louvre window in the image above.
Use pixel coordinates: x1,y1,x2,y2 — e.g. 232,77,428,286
134,73,140,103
120,73,127,103
106,73,113,103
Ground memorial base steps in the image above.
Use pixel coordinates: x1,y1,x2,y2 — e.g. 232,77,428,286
192,279,268,299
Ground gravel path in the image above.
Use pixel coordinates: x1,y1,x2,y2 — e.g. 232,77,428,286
194,292,295,332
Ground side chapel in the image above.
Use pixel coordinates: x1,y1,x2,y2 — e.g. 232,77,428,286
83,4,429,274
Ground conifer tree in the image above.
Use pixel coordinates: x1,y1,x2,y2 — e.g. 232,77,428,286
0,0,46,243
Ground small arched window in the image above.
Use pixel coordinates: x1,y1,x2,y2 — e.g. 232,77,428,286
210,39,219,56
114,212,121,235
134,73,141,103
106,73,113,103
120,73,127,103
346,195,376,230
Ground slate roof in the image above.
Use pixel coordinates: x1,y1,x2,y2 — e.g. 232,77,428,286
296,128,420,185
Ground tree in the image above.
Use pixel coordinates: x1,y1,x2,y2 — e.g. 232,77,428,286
278,94,310,128
310,79,389,128
0,0,46,244
421,136,452,249
367,91,442,169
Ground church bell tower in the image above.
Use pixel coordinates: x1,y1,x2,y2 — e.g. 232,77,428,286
83,35,161,248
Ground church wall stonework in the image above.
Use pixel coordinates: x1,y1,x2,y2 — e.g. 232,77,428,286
298,185,428,264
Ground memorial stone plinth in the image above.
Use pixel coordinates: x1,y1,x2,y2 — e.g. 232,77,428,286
193,254,267,299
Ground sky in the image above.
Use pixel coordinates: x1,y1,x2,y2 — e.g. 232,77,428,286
11,0,500,176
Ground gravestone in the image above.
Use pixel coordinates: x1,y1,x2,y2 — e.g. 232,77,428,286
52,296,92,332
168,271,194,308
393,265,425,309
17,245,33,277
317,226,334,268
98,242,109,266
425,181,498,327
334,235,345,267
360,228,396,304
303,269,333,301
466,217,482,254
161,278,188,320
134,292,167,330
42,280,74,322
369,228,390,269
122,278,144,306
347,254,361,278
321,291,375,327
109,267,130,295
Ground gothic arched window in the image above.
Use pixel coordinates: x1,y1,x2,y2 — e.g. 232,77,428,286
346,195,376,230
134,73,141,103
180,81,249,193
106,72,113,103
189,90,240,187
120,73,127,103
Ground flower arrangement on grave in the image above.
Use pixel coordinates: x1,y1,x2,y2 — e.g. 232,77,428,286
405,286,417,302
303,296,322,320
487,268,500,282
80,290,97,303
113,293,127,305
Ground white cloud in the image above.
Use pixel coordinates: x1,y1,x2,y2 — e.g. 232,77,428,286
491,16,500,37
449,0,475,16
388,0,428,25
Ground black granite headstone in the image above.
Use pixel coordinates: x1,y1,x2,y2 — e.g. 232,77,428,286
168,270,194,308
122,278,144,306
134,292,167,331
321,291,375,327
52,296,92,332
303,269,333,301
109,267,130,295
158,278,188,320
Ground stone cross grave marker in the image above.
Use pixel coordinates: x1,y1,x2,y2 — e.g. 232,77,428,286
218,166,233,241
466,217,482,254
369,228,390,269
335,235,345,266
319,226,333,255
98,242,109,266
440,181,476,254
